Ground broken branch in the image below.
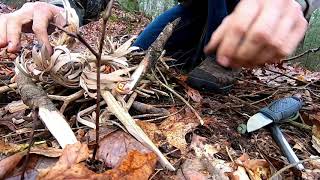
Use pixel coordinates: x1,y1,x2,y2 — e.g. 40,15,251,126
15,68,77,148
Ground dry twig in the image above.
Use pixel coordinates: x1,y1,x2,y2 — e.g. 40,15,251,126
152,70,204,125
282,46,320,62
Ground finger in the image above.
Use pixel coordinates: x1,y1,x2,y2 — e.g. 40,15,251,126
278,9,308,56
215,0,261,67
235,0,286,65
272,1,304,56
32,10,52,54
0,15,8,47
6,16,22,52
204,17,228,55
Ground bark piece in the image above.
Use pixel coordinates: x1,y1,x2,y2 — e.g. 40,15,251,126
101,90,175,171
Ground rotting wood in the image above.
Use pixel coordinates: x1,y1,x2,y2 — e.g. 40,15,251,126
101,90,175,171
15,68,77,148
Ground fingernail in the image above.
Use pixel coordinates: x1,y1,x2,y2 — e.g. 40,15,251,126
217,56,230,67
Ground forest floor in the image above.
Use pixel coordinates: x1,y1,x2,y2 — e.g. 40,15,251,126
0,2,320,180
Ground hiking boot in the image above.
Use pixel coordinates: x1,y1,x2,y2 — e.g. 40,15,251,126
187,57,240,93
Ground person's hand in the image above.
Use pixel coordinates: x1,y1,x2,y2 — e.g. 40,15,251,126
0,2,64,54
204,0,308,68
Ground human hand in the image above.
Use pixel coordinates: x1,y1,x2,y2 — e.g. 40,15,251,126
204,0,308,68
0,2,64,54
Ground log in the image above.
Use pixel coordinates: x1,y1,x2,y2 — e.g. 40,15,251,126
15,68,77,148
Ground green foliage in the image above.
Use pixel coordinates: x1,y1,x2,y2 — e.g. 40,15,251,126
118,0,139,12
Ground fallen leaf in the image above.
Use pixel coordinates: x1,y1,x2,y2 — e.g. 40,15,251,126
38,149,157,180
186,87,203,103
238,154,271,180
0,141,28,155
136,120,163,146
102,150,157,180
190,135,221,159
30,146,63,158
85,125,118,144
158,111,199,154
38,142,89,179
176,159,210,180
160,121,197,154
96,131,151,168
0,151,26,179
302,169,320,180
189,135,232,180
227,166,250,180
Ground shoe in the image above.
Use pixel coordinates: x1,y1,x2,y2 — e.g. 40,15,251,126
187,56,240,93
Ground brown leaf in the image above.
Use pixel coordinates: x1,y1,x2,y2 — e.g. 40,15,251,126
38,150,157,180
238,154,271,180
190,135,221,159
176,159,210,180
160,121,197,154
227,166,250,180
38,142,89,179
102,151,157,180
186,87,203,103
96,131,151,168
30,146,63,158
136,120,163,146
0,151,26,179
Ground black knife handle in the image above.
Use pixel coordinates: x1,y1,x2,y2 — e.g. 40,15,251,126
259,97,302,123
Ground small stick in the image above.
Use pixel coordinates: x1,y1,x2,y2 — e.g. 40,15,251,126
282,46,320,62
156,67,175,102
159,50,170,70
126,84,147,110
20,108,38,180
250,90,280,105
48,90,84,113
134,89,152,98
266,69,307,85
289,121,312,131
136,87,155,94
132,113,167,119
92,0,115,160
150,88,170,97
270,157,320,179
152,70,204,125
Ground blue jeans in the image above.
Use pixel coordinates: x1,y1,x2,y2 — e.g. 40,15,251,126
133,0,239,65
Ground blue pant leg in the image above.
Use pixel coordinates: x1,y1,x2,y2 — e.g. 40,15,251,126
133,4,188,50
